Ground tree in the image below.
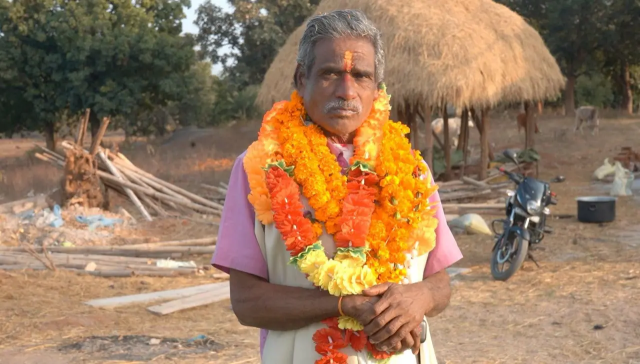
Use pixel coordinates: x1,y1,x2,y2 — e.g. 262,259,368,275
177,61,218,127
497,0,609,115
195,0,320,89
0,0,196,148
599,0,640,114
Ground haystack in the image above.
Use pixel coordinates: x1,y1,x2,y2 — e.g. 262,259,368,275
257,0,565,180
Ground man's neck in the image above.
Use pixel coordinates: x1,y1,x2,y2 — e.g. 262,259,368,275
324,130,355,144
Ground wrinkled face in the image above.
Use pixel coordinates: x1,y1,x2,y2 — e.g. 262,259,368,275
296,37,379,140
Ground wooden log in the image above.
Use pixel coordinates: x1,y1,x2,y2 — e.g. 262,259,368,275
114,162,190,204
95,172,221,215
60,141,212,212
1,253,200,273
461,177,490,189
76,108,90,146
74,269,195,278
84,283,222,308
90,117,110,156
3,251,157,264
122,237,217,249
108,154,224,210
146,282,230,315
97,151,152,222
0,246,215,257
442,203,503,210
440,189,491,202
201,184,227,195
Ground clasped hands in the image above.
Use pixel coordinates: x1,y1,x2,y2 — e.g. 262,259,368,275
342,282,432,355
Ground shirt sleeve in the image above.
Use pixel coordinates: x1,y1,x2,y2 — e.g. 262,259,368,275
211,151,269,280
423,163,463,277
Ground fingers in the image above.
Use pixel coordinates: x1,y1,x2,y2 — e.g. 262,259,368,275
372,320,413,352
362,282,392,297
363,304,399,338
410,327,421,355
357,297,389,326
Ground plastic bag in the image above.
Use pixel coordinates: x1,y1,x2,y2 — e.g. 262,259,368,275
593,158,616,180
448,213,493,236
610,162,634,196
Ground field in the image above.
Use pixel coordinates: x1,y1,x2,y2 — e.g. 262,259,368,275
1,113,639,364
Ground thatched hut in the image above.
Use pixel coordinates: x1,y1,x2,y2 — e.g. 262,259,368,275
257,0,565,180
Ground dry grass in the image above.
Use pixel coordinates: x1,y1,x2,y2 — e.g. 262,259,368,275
1,113,640,363
257,0,564,110
0,270,260,364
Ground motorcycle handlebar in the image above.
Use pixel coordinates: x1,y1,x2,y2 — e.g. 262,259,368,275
498,167,523,184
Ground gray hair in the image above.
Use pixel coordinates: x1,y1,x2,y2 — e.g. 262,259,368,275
295,9,385,87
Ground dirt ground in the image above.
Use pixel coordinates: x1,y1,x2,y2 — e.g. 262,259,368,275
1,113,640,364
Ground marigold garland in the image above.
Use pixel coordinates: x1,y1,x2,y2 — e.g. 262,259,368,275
244,85,439,363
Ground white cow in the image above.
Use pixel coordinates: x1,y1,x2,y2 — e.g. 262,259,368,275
428,117,475,149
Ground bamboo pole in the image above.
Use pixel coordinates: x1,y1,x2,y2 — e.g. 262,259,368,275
90,117,110,156
97,151,152,221
38,148,220,215
96,172,220,215
122,237,217,249
76,108,90,146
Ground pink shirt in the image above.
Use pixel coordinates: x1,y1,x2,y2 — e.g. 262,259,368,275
211,145,463,357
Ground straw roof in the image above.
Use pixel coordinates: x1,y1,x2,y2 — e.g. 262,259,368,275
257,0,565,111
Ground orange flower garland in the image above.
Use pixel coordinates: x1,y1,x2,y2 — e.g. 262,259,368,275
244,85,439,363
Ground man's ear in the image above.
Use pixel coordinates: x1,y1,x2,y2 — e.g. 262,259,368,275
294,64,306,93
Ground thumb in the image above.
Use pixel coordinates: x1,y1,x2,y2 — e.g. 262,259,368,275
363,282,392,296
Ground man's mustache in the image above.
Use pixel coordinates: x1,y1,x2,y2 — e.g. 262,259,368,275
323,99,362,114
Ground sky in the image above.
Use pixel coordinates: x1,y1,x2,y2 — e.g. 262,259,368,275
182,0,233,74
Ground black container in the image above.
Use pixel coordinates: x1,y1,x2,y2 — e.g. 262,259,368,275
576,196,616,223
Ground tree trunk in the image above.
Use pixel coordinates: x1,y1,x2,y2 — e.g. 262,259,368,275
621,61,633,115
564,75,577,116
89,110,101,142
442,107,452,181
525,101,535,149
43,121,57,151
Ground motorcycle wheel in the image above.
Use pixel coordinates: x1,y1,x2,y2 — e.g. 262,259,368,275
491,234,528,281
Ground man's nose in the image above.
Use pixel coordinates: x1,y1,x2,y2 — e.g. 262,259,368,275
335,73,357,100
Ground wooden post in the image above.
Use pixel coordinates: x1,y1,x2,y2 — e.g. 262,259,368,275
479,107,490,180
76,108,90,147
442,105,452,181
537,100,543,115
90,117,110,156
525,101,535,149
458,108,470,177
419,105,434,170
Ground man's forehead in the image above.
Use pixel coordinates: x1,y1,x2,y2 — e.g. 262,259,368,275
313,37,375,67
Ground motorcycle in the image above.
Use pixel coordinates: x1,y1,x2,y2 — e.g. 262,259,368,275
490,150,558,281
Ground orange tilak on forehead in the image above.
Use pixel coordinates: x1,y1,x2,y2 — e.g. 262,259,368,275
343,51,353,72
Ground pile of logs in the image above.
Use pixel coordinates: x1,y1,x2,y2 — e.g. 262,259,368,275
437,165,516,202
0,237,216,277
35,141,223,221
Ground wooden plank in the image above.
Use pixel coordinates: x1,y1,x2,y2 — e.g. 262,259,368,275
146,281,230,316
84,283,220,308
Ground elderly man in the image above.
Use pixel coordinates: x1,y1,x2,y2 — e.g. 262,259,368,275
212,9,462,364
